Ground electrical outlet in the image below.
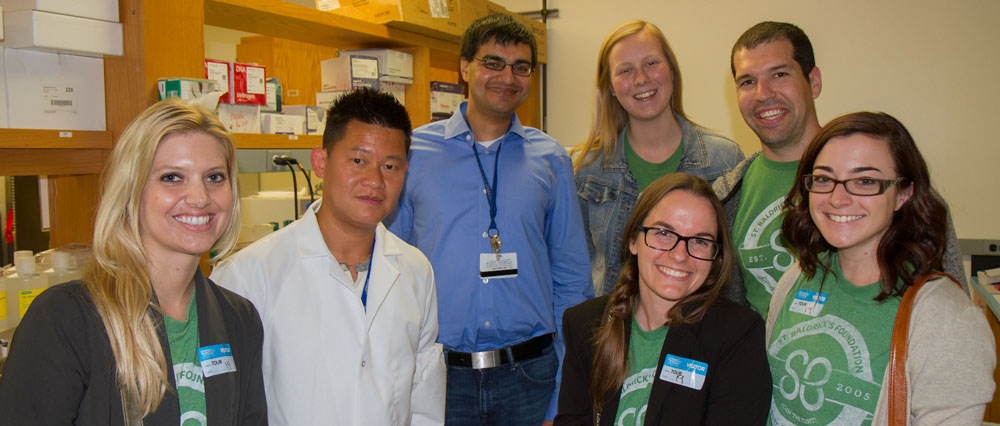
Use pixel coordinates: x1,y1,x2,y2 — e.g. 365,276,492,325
959,239,1000,256
266,149,292,173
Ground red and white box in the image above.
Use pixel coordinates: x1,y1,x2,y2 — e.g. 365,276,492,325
230,62,266,105
204,59,230,101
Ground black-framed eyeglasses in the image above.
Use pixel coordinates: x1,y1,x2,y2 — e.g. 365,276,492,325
803,174,907,196
636,226,720,261
473,57,534,77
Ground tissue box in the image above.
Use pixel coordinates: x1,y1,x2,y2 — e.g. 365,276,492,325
158,78,216,101
217,103,261,134
0,10,123,57
320,54,380,92
283,105,327,136
4,48,105,130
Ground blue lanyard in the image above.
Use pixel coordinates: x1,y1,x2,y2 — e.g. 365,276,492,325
360,235,376,311
471,137,504,239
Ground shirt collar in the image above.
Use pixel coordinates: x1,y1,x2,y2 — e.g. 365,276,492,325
444,101,528,143
295,199,402,260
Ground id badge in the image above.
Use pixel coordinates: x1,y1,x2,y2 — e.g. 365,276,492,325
198,343,237,377
659,354,707,390
479,253,518,279
789,289,828,317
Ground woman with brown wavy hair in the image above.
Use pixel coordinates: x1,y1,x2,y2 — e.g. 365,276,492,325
555,172,770,425
768,111,993,425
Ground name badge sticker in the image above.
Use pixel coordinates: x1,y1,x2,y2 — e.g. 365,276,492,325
789,289,828,317
479,253,518,279
659,354,707,390
198,343,237,378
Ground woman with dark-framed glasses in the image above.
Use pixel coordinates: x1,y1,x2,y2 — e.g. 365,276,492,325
767,111,994,425
555,173,771,426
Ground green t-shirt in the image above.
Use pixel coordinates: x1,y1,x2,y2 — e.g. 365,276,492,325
165,294,207,426
767,252,900,426
624,133,683,192
733,155,800,317
614,316,669,425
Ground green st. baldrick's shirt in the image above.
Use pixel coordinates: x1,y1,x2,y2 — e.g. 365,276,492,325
733,155,800,317
164,294,208,426
767,252,899,426
624,133,683,193
614,316,669,425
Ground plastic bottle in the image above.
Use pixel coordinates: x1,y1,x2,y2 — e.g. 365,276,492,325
45,251,83,287
6,251,48,328
0,266,11,331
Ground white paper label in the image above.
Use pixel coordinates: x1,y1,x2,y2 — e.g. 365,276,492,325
206,62,230,93
351,57,379,79
245,66,266,94
42,85,77,113
428,0,449,18
315,0,341,11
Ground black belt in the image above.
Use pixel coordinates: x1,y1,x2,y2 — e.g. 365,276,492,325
446,334,553,369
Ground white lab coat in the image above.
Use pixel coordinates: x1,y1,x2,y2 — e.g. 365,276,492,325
211,202,445,426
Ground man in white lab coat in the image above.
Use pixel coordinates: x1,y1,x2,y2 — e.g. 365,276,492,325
211,88,445,426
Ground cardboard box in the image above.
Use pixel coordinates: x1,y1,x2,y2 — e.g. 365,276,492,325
460,0,487,30
158,78,216,101
381,81,406,105
320,0,462,41
320,54,380,92
0,0,119,22
204,59,230,101
261,112,305,135
0,10,123,57
217,103,261,134
264,78,282,112
345,48,413,84
231,62,266,105
484,2,545,63
4,48,105,130
283,105,327,136
430,81,463,121
316,90,349,109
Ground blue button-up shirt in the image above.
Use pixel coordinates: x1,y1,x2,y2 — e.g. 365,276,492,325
387,102,593,417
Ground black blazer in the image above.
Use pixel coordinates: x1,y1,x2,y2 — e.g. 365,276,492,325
0,270,267,426
555,295,770,426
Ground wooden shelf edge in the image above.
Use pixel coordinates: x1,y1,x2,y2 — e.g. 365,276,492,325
205,0,460,61
232,133,323,149
0,129,113,149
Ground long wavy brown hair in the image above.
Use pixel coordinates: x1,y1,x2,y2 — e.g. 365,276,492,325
781,111,946,300
589,172,734,407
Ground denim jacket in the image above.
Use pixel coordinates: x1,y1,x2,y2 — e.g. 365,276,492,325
576,115,746,296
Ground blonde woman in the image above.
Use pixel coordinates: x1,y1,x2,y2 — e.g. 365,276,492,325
572,21,745,297
0,99,266,425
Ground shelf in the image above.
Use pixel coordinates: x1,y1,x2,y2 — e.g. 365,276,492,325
232,133,322,149
205,0,461,69
0,129,112,149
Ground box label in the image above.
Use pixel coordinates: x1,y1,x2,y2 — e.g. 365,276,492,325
428,0,449,18
42,85,77,113
245,66,266,94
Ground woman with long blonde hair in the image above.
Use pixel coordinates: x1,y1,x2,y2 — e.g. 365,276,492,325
0,99,267,425
556,173,770,425
572,20,745,297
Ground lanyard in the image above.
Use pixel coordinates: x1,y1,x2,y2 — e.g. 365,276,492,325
471,137,504,254
360,235,376,311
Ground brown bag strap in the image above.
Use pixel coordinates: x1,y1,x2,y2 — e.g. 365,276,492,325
887,272,960,425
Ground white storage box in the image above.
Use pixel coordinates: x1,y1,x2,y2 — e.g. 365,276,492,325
0,0,119,22
345,48,414,84
0,10,123,57
4,48,105,130
283,105,327,136
260,112,305,135
320,54,379,92
217,103,260,134
315,90,349,109
381,81,406,105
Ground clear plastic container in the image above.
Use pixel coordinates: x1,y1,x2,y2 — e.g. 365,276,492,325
44,251,83,287
6,251,49,328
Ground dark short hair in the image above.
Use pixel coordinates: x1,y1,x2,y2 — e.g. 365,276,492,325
461,13,537,67
731,21,815,78
781,112,947,300
323,88,412,152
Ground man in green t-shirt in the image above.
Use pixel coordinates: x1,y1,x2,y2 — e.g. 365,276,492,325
713,22,968,317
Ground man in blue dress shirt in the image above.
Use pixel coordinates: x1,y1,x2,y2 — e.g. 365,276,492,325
387,13,593,426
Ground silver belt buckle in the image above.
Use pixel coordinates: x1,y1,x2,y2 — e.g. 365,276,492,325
470,350,501,369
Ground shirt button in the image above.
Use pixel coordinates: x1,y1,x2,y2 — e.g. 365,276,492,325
484,321,491,327
482,232,488,238
466,135,471,140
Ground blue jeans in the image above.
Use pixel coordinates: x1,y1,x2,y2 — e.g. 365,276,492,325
444,344,558,426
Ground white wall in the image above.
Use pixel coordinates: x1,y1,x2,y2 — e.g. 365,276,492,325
496,0,1000,239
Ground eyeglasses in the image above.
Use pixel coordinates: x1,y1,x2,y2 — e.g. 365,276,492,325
802,174,907,196
636,226,720,261
473,57,534,77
